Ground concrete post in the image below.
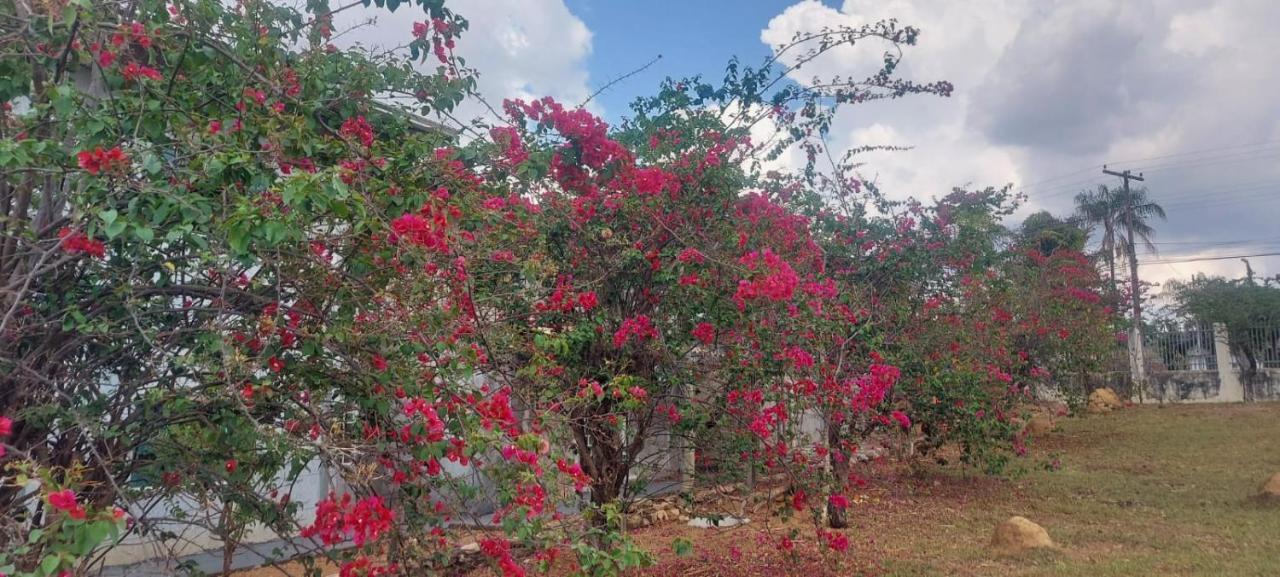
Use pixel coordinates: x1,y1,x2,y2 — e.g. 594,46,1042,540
1213,323,1243,402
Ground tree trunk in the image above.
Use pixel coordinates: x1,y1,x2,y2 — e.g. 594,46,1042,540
825,423,848,529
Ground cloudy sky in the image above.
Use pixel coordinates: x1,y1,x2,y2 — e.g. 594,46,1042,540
337,0,1280,293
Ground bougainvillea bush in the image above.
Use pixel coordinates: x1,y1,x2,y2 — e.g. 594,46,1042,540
0,0,1114,575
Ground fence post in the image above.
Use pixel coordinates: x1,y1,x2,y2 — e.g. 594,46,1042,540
1213,322,1243,402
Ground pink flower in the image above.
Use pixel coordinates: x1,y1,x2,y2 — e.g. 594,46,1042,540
0,416,13,437
577,291,598,311
891,410,911,430
691,322,715,345
676,247,704,264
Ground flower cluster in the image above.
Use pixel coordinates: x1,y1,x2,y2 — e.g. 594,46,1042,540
733,249,799,310
302,494,395,547
613,314,658,348
0,415,10,457
58,228,106,258
76,146,129,175
47,489,87,520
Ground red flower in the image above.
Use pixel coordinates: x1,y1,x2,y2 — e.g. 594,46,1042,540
891,410,911,430
691,322,715,345
267,356,285,373
390,205,452,252
828,493,850,509
820,530,849,552
208,120,222,134
340,115,375,148
225,459,238,473
613,315,657,348
47,489,87,519
76,146,130,175
0,416,12,437
57,228,106,259
302,494,395,547
371,354,388,372
121,62,162,82
577,291,598,311
791,488,807,511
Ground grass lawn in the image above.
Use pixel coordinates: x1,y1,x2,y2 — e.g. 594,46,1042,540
239,403,1280,577
860,402,1280,577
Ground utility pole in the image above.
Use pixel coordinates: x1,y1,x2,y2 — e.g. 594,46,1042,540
1103,165,1146,401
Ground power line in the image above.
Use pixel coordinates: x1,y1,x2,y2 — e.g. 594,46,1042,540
1019,139,1280,200
1105,138,1280,167
1138,251,1280,265
1148,237,1280,246
1131,147,1280,175
1159,190,1280,212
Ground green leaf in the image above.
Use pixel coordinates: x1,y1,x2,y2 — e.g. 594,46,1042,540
105,218,128,239
141,153,163,175
41,553,62,574
134,226,155,242
228,225,249,254
672,537,693,557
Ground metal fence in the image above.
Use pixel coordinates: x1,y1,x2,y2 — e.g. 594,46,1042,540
1148,322,1217,371
1242,322,1280,369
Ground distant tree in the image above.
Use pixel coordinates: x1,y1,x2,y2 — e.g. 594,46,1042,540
1074,185,1165,284
1018,210,1086,256
1168,275,1280,399
1074,185,1121,288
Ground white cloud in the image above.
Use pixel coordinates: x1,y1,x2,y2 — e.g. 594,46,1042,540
332,0,594,124
761,0,1280,283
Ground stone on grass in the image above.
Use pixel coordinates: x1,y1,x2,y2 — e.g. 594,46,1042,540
1087,388,1123,414
1026,414,1054,436
1259,472,1280,501
990,516,1054,554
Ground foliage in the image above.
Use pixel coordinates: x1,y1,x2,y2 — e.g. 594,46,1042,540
1168,274,1280,396
1018,210,1086,256
0,0,1117,575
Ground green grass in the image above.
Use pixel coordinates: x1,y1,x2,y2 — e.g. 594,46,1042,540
878,403,1280,577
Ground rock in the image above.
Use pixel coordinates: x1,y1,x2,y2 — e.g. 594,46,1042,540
687,516,749,529
1259,472,1280,501
990,516,1054,554
1026,414,1054,436
1087,388,1123,414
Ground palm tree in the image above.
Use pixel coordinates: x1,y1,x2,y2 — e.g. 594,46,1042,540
1073,185,1165,290
1113,186,1167,261
1074,185,1120,288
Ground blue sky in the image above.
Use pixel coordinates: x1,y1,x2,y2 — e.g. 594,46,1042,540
563,0,815,120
